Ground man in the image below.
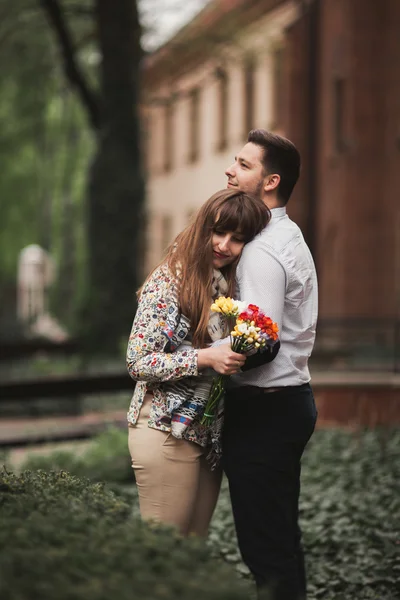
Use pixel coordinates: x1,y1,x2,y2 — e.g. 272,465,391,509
222,129,318,600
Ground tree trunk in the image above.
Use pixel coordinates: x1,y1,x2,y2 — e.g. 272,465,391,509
83,0,144,353
54,94,79,326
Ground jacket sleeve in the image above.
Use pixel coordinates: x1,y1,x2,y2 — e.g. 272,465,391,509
126,267,199,383
241,340,280,372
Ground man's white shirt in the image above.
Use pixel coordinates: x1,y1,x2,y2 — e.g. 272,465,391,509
232,206,318,388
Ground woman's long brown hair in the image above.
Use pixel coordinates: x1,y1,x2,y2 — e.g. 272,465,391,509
141,188,270,348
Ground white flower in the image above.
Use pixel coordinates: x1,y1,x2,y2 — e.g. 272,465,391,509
234,300,247,314
237,323,249,334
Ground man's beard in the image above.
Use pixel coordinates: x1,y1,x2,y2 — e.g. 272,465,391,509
254,179,264,200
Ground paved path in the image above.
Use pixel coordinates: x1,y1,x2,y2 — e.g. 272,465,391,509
0,409,127,445
310,370,400,387
1,370,399,458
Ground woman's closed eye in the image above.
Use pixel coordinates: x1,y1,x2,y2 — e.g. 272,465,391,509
231,236,245,243
213,230,245,243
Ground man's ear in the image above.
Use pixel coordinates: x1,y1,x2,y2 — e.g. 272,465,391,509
264,173,280,193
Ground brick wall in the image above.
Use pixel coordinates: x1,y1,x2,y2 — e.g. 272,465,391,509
285,0,400,341
314,386,400,428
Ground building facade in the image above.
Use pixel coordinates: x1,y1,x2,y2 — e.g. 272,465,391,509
142,0,299,269
141,0,400,365
284,0,400,361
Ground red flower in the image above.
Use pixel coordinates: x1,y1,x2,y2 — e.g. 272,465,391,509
239,310,256,322
256,315,274,330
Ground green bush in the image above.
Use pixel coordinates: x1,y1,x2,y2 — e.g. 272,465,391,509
209,428,400,600
300,429,400,600
0,469,250,600
21,426,133,484
15,427,400,599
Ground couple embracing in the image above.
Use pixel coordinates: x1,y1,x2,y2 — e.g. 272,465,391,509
126,129,318,600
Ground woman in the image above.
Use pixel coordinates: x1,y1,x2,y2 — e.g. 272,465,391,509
126,188,270,537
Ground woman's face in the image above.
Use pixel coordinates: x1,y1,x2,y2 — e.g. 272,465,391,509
212,229,245,269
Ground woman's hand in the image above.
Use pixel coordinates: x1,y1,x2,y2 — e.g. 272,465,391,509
198,345,246,375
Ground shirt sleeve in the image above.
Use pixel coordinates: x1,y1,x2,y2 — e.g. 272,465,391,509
126,269,199,383
237,241,286,334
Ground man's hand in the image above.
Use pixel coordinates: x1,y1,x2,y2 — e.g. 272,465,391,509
198,344,246,375
241,340,281,371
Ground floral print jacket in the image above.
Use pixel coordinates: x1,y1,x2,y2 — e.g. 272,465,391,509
126,263,209,446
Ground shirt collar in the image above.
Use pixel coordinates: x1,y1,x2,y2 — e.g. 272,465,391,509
270,206,286,219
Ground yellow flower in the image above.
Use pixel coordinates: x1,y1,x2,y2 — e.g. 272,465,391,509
211,296,238,316
211,303,222,313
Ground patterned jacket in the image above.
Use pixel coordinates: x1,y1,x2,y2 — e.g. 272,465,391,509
126,263,210,446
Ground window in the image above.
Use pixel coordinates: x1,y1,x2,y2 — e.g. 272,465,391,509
161,214,173,254
333,77,346,153
163,99,174,172
136,209,148,281
188,87,200,163
271,47,284,129
243,56,256,137
141,113,151,174
216,67,228,151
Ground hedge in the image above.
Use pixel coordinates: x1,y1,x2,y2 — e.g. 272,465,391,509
209,428,400,600
20,426,133,484
14,427,400,600
0,470,250,600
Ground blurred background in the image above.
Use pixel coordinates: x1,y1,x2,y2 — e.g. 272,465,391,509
0,2,399,599
1,0,399,435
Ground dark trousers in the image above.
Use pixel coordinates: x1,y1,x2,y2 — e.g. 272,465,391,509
222,383,317,600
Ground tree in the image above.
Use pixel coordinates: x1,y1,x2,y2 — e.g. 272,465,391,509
0,0,89,337
0,0,204,345
39,0,145,354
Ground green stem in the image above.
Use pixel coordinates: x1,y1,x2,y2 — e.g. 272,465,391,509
201,374,225,426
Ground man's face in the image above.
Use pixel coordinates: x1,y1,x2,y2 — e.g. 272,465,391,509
225,142,266,199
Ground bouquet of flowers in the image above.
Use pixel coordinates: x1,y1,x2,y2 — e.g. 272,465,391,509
201,297,279,426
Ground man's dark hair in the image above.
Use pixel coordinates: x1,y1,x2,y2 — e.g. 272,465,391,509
247,129,301,205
